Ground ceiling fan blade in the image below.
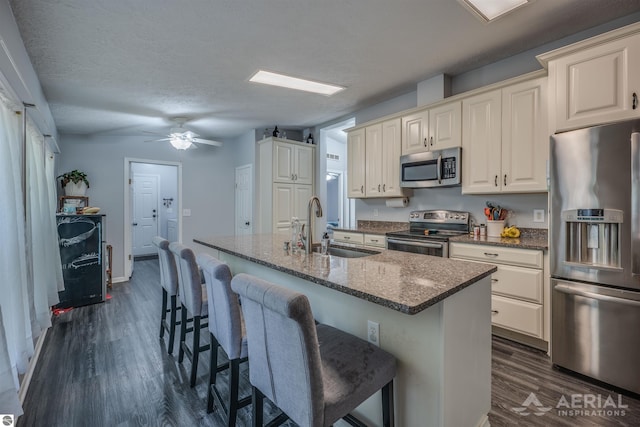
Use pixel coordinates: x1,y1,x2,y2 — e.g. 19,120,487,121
193,138,223,147
144,138,171,143
142,130,167,136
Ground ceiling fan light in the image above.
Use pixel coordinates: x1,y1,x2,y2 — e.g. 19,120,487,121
170,136,192,150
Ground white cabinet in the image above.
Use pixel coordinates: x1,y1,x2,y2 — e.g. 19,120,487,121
257,138,315,234
429,101,462,151
462,90,502,193
347,118,408,199
401,109,429,154
273,140,313,185
332,230,385,249
462,77,548,194
347,128,366,198
401,101,461,155
273,183,313,234
540,31,640,132
450,242,548,346
332,230,365,245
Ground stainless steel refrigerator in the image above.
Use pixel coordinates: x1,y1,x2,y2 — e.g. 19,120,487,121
550,119,640,394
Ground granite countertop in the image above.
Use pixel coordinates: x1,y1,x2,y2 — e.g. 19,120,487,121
450,228,548,250
194,234,496,315
330,220,409,236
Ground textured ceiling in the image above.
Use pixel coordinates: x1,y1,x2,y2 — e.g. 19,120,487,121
8,0,640,140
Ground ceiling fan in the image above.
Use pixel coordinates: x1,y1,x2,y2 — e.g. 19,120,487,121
145,118,223,150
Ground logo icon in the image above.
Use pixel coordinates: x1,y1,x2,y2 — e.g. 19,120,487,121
512,392,553,416
1,415,14,427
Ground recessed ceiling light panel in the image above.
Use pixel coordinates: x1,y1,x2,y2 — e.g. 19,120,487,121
249,70,344,96
460,0,530,22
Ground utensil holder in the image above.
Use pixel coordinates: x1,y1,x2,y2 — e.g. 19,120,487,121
486,220,505,237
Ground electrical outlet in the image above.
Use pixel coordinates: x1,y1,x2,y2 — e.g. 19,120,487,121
533,209,545,223
373,209,379,217
367,320,380,347
183,208,192,217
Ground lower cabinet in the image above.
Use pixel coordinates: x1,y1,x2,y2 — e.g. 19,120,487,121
450,242,548,348
332,230,386,250
273,183,313,234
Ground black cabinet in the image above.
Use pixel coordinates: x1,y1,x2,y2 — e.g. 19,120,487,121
55,214,106,309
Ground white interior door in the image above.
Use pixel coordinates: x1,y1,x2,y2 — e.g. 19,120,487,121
133,174,159,256
235,164,253,235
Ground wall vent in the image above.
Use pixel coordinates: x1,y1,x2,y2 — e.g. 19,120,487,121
326,153,340,160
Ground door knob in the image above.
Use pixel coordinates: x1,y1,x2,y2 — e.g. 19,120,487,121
133,222,138,226
153,214,156,218
245,221,250,226
152,209,156,213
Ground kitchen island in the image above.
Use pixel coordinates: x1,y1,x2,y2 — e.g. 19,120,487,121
195,234,496,427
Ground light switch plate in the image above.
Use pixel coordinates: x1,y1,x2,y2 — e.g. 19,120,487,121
533,209,545,223
183,208,192,217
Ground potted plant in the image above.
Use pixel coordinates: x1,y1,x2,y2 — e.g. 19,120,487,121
57,169,90,196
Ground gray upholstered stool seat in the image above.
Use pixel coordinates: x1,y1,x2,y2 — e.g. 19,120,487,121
197,253,251,426
151,236,181,355
231,273,396,427
169,242,210,387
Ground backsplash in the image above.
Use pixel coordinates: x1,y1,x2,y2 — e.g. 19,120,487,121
355,187,549,229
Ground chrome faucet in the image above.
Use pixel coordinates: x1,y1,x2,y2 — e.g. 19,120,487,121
304,196,323,254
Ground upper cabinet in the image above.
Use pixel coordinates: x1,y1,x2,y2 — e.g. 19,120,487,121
273,140,313,185
538,25,640,132
347,118,409,199
462,77,548,194
347,128,366,197
401,101,461,155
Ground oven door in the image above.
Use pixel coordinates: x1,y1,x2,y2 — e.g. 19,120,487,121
387,237,447,257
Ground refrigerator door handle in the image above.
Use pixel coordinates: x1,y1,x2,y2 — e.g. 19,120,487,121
555,283,640,307
632,132,640,276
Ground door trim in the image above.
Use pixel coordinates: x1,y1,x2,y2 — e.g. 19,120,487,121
124,158,182,279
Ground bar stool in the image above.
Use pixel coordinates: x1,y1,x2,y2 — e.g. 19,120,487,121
169,242,209,387
231,273,397,427
197,253,251,426
152,236,180,354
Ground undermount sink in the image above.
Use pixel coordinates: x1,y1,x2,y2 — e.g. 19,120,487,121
313,244,379,258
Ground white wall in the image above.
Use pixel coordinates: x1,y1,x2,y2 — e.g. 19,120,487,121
56,134,235,280
130,162,178,239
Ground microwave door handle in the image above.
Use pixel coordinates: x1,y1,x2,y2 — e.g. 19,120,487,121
437,154,442,184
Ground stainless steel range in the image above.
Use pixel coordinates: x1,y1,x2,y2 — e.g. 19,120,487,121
386,210,470,257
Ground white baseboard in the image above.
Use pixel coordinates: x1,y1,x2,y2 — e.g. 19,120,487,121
112,276,127,284
18,328,48,404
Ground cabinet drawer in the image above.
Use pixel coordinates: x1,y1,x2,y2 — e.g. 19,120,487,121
332,231,364,245
449,243,543,269
491,295,543,338
363,234,385,248
492,264,543,303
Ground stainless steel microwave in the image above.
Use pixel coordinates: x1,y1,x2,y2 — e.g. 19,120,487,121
400,147,461,188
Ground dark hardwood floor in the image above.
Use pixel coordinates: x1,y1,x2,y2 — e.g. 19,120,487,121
18,259,640,426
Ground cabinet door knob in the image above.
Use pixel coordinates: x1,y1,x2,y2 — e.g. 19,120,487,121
423,138,427,147
491,310,499,315
245,221,250,226
383,184,386,192
494,175,498,187
633,92,638,110
484,252,499,257
361,185,364,194
430,136,434,146
504,174,507,186
291,174,294,180
378,184,381,192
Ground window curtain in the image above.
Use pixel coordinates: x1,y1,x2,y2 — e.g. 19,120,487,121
0,93,30,416
0,88,63,416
